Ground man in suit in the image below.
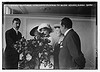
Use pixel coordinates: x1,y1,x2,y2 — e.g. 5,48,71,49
59,17,86,69
5,18,22,69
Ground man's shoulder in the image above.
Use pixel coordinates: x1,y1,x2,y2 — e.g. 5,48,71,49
66,29,74,36
68,29,78,35
67,29,80,40
6,28,13,33
65,29,78,39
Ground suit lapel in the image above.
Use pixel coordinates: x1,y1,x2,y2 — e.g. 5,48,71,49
12,28,19,36
12,28,17,35
11,28,19,40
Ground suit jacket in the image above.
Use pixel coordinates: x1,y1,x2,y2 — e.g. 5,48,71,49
59,29,85,69
5,28,22,69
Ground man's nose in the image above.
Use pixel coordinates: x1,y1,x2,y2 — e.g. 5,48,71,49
16,24,20,26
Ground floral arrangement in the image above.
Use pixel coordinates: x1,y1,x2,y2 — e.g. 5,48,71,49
14,36,53,69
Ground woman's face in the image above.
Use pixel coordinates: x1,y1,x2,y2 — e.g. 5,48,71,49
55,28,62,36
34,30,39,36
55,28,61,34
40,28,49,36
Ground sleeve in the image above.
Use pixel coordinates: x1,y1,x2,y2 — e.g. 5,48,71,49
66,34,86,68
19,32,22,40
66,35,79,59
5,31,14,48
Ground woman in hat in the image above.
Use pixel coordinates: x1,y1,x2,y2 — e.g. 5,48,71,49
38,23,53,46
38,23,54,69
30,25,43,69
53,24,64,69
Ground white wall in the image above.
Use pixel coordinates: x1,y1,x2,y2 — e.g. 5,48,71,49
3,15,96,69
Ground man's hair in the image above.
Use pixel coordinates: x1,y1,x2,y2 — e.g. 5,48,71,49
61,17,72,29
12,18,21,24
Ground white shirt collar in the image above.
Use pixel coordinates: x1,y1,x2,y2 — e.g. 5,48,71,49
64,28,72,36
13,27,18,34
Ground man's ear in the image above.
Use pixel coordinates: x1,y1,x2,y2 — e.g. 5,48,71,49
63,25,66,29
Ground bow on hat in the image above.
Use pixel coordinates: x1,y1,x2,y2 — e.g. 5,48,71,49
38,23,53,33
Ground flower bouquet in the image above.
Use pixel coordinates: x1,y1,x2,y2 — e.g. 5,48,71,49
14,36,54,69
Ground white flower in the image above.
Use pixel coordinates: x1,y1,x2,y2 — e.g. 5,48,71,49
20,53,24,60
39,42,43,46
44,52,48,55
60,46,63,48
26,53,32,61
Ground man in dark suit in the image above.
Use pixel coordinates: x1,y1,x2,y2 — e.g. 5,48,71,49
59,17,86,69
5,18,22,69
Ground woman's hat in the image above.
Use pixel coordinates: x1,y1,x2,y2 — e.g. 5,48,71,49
30,25,39,36
38,23,53,33
54,24,61,28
